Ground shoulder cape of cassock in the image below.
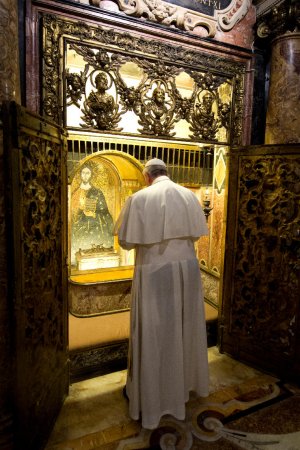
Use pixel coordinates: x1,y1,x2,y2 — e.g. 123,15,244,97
114,176,208,246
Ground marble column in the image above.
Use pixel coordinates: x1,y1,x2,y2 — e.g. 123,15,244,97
265,32,300,144
0,0,20,448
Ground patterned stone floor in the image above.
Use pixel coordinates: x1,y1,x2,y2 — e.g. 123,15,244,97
45,347,300,450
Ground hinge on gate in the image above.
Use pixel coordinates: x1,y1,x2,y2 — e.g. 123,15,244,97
218,315,227,330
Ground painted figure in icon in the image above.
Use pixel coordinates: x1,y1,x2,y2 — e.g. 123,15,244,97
71,162,114,264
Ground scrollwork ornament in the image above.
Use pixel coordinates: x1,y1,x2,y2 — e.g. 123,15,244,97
149,419,193,449
18,133,64,350
218,101,231,129
217,0,251,32
191,72,221,92
173,88,194,122
257,22,271,39
43,95,59,119
116,0,188,29
42,16,62,121
43,15,245,74
149,60,180,82
69,44,111,70
231,73,244,145
66,67,88,107
232,155,300,353
118,83,143,114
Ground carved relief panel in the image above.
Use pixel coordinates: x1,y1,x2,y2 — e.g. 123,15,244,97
3,103,68,448
221,144,300,379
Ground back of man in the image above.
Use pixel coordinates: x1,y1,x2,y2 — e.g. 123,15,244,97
115,158,209,429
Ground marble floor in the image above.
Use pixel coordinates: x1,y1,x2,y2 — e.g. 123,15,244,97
45,347,300,450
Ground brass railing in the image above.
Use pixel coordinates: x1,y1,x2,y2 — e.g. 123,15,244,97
67,134,215,187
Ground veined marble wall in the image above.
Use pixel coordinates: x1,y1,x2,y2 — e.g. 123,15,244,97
197,147,228,308
265,33,300,144
0,0,20,447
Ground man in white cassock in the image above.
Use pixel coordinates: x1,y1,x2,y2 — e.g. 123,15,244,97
114,158,209,430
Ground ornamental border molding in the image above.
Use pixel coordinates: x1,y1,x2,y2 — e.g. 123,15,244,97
89,0,251,36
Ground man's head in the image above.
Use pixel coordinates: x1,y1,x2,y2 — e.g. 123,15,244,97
95,72,109,90
80,165,92,184
80,162,93,186
153,87,165,105
143,158,168,185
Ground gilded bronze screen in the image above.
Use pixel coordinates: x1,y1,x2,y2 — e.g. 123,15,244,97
42,14,246,146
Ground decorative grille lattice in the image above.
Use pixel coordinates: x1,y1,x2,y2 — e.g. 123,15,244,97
67,136,214,187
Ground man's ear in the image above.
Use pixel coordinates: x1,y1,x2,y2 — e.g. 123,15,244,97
144,172,152,186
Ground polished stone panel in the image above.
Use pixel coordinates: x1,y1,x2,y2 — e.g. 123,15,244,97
265,33,300,144
45,345,300,450
45,347,270,448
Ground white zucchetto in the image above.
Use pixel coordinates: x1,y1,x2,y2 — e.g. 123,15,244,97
144,158,166,168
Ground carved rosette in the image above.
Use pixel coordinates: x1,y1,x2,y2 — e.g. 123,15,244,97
231,155,300,354
42,15,246,145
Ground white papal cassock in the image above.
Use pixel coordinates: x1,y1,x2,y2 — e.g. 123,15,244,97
114,175,209,429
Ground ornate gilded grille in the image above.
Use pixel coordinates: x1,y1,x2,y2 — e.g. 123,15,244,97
42,15,246,146
67,135,214,187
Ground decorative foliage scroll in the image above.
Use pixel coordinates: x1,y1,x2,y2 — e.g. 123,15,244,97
231,155,300,355
42,14,246,145
19,134,65,357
